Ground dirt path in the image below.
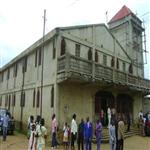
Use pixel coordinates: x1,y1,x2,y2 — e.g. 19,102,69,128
0,133,150,150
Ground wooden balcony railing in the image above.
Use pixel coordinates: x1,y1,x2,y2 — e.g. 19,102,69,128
57,54,150,91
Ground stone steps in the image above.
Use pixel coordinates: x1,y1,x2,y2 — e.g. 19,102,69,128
93,126,140,143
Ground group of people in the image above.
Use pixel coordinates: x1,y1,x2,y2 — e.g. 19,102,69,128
27,110,126,150
49,111,125,150
27,115,47,150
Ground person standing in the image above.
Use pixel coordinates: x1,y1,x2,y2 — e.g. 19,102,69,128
84,117,93,150
109,120,116,150
63,122,70,150
107,107,111,128
126,113,130,132
28,123,36,150
95,119,102,150
2,112,10,141
117,116,125,150
51,114,59,149
36,118,47,150
100,110,104,126
27,115,34,139
71,114,77,150
78,118,84,150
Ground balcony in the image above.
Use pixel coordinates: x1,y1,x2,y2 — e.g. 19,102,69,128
57,54,150,93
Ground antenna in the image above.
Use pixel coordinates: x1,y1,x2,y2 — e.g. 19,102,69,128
105,11,108,24
40,9,46,117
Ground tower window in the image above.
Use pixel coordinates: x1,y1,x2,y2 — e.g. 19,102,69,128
117,58,119,69
129,63,133,74
88,48,92,61
75,44,80,57
111,57,115,67
95,51,98,62
61,38,66,56
103,55,107,66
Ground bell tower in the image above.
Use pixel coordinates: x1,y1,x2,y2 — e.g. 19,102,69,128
108,5,145,77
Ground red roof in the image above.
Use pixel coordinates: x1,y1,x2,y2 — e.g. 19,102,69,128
109,5,133,23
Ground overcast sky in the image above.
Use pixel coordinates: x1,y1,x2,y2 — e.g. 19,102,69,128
0,0,150,78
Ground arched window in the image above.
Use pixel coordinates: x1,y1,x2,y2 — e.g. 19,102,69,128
88,48,92,61
117,58,119,69
37,90,40,108
5,95,8,107
51,86,54,108
38,48,42,66
95,51,98,62
61,38,66,56
53,40,56,59
8,94,11,110
0,96,2,106
111,57,115,67
12,93,16,107
20,91,25,107
129,63,133,74
33,89,35,108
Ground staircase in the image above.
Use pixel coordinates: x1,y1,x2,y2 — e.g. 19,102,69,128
93,125,140,143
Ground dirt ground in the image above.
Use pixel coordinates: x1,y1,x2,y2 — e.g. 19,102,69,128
0,132,150,150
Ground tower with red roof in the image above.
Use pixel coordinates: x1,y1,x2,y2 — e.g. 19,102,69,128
108,5,145,77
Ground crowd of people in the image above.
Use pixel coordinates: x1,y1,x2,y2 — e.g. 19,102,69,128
27,107,127,150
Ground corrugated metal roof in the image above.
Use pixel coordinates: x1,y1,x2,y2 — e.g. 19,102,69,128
109,5,133,23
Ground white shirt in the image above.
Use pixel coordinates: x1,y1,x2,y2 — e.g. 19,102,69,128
71,119,77,135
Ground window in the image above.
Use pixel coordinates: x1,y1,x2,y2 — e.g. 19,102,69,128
95,51,98,62
12,93,16,107
61,38,66,56
53,39,56,59
88,48,92,61
51,86,54,108
22,57,27,73
111,57,115,67
8,94,11,110
5,95,8,107
20,91,25,107
35,50,38,67
0,72,3,82
38,48,42,66
13,63,18,77
0,96,2,106
123,62,126,72
33,89,35,108
36,89,40,108
129,63,133,74
7,69,10,80
75,44,80,57
103,55,107,66
117,58,119,69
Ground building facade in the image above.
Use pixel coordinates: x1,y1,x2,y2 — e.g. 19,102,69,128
0,6,150,129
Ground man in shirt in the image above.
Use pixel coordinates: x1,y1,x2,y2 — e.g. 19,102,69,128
117,116,125,150
2,112,10,141
84,117,93,150
71,114,77,150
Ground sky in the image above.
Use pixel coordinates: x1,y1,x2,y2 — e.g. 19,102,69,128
0,0,150,78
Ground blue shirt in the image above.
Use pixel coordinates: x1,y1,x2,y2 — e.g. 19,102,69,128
3,115,9,127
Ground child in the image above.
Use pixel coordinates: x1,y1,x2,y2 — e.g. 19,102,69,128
63,122,70,150
28,123,36,150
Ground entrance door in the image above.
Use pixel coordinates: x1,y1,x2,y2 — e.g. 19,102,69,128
95,91,115,125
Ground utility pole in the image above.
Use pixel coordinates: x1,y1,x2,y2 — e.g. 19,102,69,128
40,9,46,117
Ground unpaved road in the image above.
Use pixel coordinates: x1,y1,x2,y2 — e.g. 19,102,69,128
0,132,150,150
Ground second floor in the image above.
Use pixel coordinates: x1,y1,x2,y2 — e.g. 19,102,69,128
0,24,149,94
